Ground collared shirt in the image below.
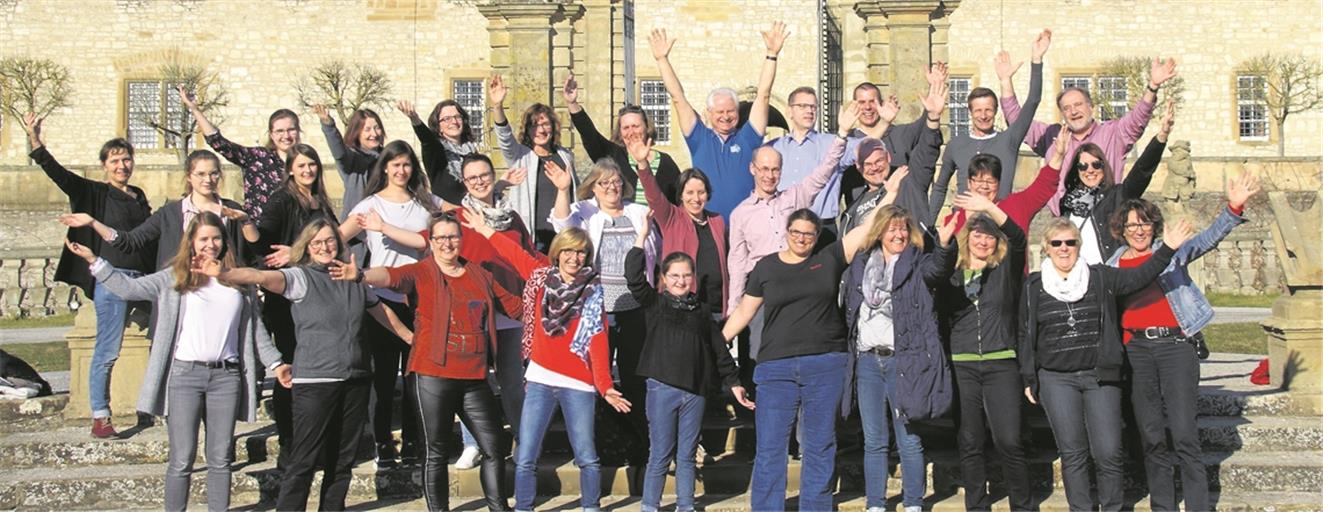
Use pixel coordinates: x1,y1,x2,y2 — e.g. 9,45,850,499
684,121,763,218
180,195,226,234
770,129,843,218
726,138,845,314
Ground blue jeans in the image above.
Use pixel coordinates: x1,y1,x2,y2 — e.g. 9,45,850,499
1037,368,1124,512
90,269,139,418
857,353,926,508
751,351,848,512
514,381,601,512
642,379,705,512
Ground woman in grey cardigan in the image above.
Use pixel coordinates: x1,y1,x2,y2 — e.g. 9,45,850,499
66,212,290,512
489,74,579,252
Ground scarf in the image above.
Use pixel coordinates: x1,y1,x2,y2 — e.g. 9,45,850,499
1040,257,1090,303
462,193,517,232
519,267,552,358
442,139,480,180
1061,184,1101,219
861,248,894,310
661,290,700,311
541,266,599,337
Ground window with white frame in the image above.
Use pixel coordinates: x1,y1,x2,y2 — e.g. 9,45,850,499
452,79,485,143
1095,75,1128,121
126,80,188,150
1237,74,1269,141
1061,76,1092,96
639,79,672,145
947,77,972,138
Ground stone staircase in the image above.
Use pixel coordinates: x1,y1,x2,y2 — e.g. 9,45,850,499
1,354,1320,510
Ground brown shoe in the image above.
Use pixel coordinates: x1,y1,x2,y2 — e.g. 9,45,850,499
91,417,119,439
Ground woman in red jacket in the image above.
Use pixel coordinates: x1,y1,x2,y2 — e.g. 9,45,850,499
464,209,630,512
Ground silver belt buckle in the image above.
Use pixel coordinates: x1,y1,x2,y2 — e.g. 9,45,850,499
1144,327,1161,339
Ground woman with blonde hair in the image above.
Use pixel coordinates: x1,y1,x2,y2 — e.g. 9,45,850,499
65,212,290,512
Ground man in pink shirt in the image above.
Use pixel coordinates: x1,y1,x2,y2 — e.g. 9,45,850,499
1001,57,1178,215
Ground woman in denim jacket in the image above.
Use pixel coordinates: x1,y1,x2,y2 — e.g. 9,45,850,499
1104,171,1260,512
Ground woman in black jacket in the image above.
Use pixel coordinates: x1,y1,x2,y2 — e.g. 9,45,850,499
1058,101,1174,265
62,150,257,270
1018,216,1191,512
563,73,681,206
627,216,753,512
934,193,1029,511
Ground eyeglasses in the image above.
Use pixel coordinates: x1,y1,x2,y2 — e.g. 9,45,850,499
308,238,337,249
438,115,463,124
463,172,494,185
790,103,818,110
788,229,818,240
429,234,462,244
1048,239,1080,247
596,179,623,188
1124,222,1154,232
664,273,694,281
753,166,781,175
969,177,999,187
1074,161,1105,173
190,171,222,180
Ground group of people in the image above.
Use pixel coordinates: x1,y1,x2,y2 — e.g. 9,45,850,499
32,21,1261,512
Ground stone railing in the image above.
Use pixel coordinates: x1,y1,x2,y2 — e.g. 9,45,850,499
0,251,83,319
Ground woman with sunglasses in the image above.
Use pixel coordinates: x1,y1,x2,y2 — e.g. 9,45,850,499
198,218,412,511
490,74,578,251
65,212,291,512
1104,172,1259,512
563,73,682,206
1059,100,1175,265
180,87,300,220
333,212,522,512
467,218,631,512
59,150,257,271
1019,216,1191,512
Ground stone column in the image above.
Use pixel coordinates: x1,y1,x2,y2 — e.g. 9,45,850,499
1262,191,1323,416
575,0,628,163
854,0,960,120
65,302,152,421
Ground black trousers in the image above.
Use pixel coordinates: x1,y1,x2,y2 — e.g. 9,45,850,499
262,295,295,471
368,298,418,455
276,378,371,511
953,359,1033,511
413,374,510,511
609,307,649,464
494,327,525,435
1126,338,1208,511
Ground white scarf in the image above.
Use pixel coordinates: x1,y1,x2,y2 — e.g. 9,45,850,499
1040,257,1090,303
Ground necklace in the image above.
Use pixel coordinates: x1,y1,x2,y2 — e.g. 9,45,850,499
1064,300,1079,332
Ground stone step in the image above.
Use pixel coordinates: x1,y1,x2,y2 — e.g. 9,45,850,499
0,394,68,434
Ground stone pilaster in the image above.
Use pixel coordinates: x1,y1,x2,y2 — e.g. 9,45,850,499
574,0,629,164
854,0,960,119
1262,190,1323,416
65,302,151,420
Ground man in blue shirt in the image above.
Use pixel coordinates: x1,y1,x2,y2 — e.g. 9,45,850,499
648,23,787,218
768,86,845,242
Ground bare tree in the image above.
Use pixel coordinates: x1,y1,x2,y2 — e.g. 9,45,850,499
294,61,394,124
1097,56,1186,120
1243,53,1323,156
147,60,230,165
0,56,73,158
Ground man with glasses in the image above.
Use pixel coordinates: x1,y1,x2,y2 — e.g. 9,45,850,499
769,87,847,244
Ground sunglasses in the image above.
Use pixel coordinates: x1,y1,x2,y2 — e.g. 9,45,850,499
1049,239,1080,248
1074,161,1105,173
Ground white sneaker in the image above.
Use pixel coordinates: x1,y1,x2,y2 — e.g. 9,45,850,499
455,445,482,470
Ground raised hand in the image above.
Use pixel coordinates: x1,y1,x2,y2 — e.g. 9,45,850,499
488,74,508,106
190,253,222,278
264,244,291,269
64,239,96,264
58,213,94,228
879,95,901,125
836,101,860,135
732,386,755,410
650,28,677,61
327,253,359,282
1048,121,1070,168
761,21,790,56
22,112,42,139
395,99,420,122
604,388,633,413
460,207,496,239
356,210,385,232
1149,57,1178,87
921,66,950,116
176,85,198,111
563,73,580,105
503,166,528,187
994,51,1022,82
1162,219,1194,249
925,60,949,88
953,191,996,213
884,165,910,197
937,213,959,246
624,133,653,165
1031,29,1052,62
1227,171,1261,211
1157,99,1177,141
220,206,250,223
311,104,333,125
544,159,573,191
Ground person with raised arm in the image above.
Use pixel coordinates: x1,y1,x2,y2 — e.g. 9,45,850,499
24,112,152,438
1019,217,1192,512
929,29,1050,222
1002,57,1177,214
1062,100,1177,265
488,74,578,252
648,22,787,218
180,86,301,219
564,73,682,207
65,213,291,512
198,218,411,512
766,86,850,242
933,193,1031,511
332,212,522,512
59,150,258,271
464,214,631,512
396,99,525,206
1106,172,1260,512
719,200,896,512
311,104,384,222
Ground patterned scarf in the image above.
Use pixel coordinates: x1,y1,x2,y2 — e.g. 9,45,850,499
462,193,517,232
519,265,602,360
661,290,700,311
862,247,894,310
1061,184,1101,219
519,267,552,358
442,139,480,180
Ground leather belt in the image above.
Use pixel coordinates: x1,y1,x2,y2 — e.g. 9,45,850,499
861,346,894,358
174,359,240,370
1128,326,1186,342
